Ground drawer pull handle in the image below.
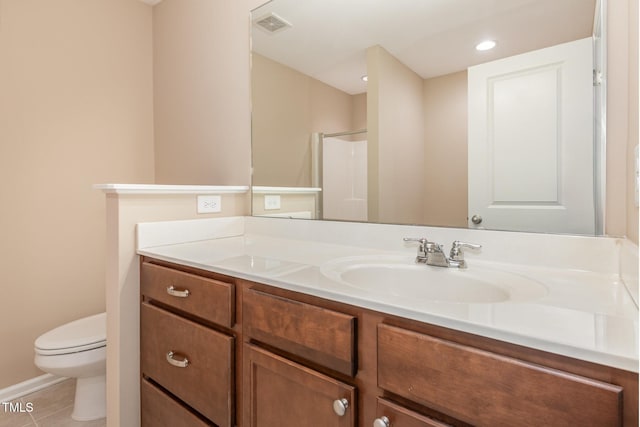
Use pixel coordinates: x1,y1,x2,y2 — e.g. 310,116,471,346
333,398,349,417
166,351,189,368
166,286,190,298
373,416,390,427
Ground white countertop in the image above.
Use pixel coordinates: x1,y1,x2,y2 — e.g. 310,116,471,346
137,217,639,373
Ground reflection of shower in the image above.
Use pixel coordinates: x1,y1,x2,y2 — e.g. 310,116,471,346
311,129,367,221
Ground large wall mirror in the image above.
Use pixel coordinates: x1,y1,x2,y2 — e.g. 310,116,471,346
250,0,605,235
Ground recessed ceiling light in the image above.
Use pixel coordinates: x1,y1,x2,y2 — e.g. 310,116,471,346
361,75,368,82
475,40,497,51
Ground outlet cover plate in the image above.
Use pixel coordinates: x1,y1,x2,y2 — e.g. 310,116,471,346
264,194,281,210
197,195,222,213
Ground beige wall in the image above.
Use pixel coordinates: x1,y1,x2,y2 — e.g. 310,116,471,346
0,0,154,388
606,0,639,242
367,45,425,225
626,0,639,244
423,71,468,228
251,53,359,187
153,0,252,186
352,93,368,133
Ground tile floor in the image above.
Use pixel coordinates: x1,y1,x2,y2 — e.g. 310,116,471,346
0,379,105,427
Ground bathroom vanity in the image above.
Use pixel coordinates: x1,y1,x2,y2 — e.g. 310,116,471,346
136,217,639,427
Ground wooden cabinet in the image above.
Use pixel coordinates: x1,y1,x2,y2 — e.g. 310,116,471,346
377,323,623,426
244,344,356,427
242,287,358,426
139,257,638,427
140,260,237,427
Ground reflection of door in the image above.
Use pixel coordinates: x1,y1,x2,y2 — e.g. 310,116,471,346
468,37,594,234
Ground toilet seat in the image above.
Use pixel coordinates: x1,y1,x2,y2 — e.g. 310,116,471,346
35,312,106,356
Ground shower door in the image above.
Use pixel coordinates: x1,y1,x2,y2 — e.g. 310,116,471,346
322,136,368,222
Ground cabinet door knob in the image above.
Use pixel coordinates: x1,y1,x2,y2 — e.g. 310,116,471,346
166,285,190,298
471,214,483,225
333,398,349,416
373,416,390,427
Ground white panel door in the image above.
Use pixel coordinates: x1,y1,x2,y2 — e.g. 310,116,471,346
468,37,594,234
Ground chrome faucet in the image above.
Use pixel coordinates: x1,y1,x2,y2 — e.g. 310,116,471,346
403,238,481,268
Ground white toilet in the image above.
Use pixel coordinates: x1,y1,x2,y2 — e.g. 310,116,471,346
34,312,106,421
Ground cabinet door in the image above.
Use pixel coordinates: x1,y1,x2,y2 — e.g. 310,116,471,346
244,344,355,427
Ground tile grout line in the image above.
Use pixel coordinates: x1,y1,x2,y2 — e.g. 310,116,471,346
19,396,37,427
10,379,104,426
35,403,75,422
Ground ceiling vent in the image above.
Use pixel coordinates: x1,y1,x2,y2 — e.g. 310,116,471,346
253,12,292,35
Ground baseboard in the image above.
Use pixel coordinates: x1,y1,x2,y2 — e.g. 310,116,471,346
0,374,68,402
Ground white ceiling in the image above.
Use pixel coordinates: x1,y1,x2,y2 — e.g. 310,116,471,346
251,0,596,95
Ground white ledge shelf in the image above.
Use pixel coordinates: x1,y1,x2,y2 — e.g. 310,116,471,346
94,184,250,195
252,186,322,194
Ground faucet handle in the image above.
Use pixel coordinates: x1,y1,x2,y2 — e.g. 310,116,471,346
404,238,443,255
404,237,436,256
403,237,428,250
403,237,428,243
450,241,482,258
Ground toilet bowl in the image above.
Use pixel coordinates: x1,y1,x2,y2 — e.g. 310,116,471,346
34,312,106,421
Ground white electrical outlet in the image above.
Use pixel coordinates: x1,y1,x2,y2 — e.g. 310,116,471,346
264,194,281,210
197,195,222,213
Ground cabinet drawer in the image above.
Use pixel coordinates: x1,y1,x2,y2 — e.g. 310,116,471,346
244,344,356,427
375,398,450,427
141,303,234,427
141,262,234,327
378,324,623,427
141,378,213,427
243,288,356,376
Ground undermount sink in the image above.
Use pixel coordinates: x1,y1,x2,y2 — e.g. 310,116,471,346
320,255,547,304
